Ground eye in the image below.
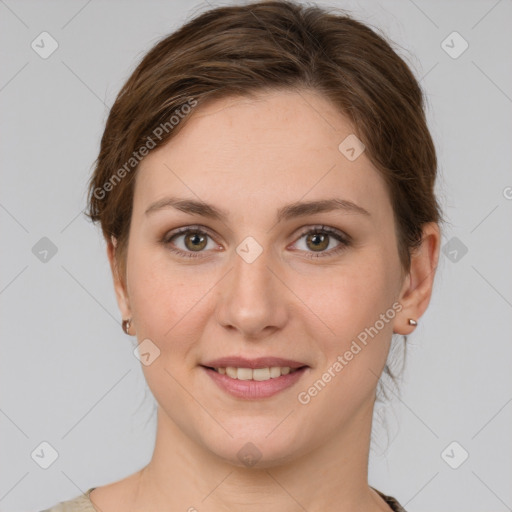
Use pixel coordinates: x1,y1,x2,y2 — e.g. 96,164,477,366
162,226,219,259
162,224,351,259
292,225,351,259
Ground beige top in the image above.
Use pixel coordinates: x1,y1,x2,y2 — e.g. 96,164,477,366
40,486,407,511
39,487,97,512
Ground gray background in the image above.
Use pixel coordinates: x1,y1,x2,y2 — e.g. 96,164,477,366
1,1,511,511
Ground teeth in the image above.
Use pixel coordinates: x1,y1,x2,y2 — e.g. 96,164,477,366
253,368,270,381
269,367,281,378
226,367,237,379
237,368,253,380
214,366,300,381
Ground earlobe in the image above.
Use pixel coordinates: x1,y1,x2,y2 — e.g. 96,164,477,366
106,236,132,322
393,223,441,335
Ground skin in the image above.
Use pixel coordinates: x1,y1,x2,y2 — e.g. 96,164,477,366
91,88,440,512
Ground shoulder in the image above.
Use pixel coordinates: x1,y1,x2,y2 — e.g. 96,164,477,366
40,469,143,512
38,488,98,512
371,486,408,512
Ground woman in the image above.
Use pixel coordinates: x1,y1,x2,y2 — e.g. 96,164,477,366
42,1,441,510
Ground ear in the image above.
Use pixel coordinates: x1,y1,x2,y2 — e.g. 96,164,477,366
107,235,132,321
394,222,441,335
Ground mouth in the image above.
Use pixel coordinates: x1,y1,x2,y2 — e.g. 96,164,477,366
201,365,305,381
200,357,310,399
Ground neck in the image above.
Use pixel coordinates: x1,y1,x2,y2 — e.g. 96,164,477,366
130,398,389,512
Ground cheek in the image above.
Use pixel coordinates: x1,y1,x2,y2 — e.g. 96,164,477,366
291,260,400,444
126,251,206,398
293,252,398,345
126,245,197,341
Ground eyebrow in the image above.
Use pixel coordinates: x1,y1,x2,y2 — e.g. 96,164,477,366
144,196,371,222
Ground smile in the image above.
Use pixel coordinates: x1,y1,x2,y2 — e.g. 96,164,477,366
210,366,300,381
201,365,308,399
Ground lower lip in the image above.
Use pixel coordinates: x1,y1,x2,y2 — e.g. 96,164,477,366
202,366,308,399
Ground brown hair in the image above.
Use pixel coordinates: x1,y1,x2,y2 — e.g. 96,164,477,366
85,0,443,395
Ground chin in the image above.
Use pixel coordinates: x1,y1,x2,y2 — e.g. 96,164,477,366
201,422,309,469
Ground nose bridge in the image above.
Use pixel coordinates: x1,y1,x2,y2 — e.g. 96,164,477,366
233,246,273,297
215,242,287,337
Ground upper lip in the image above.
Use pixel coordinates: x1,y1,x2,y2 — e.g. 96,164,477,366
202,357,308,369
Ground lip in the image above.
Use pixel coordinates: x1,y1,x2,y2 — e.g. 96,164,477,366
202,356,308,369
202,365,309,399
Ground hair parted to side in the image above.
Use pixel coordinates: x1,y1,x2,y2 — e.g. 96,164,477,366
85,0,443,398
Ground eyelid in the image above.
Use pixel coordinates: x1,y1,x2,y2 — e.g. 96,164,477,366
163,224,219,243
292,224,351,244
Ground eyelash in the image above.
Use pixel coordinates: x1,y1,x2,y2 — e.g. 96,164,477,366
161,224,351,260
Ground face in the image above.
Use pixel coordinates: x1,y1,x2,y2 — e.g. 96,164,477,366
112,89,410,466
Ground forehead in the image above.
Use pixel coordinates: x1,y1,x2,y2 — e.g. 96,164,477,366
133,89,392,224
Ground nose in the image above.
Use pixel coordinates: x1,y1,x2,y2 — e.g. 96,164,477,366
215,246,289,340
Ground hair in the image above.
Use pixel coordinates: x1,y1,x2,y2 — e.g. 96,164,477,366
85,0,443,402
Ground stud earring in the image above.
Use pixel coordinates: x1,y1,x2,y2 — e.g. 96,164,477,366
122,318,132,335
408,318,417,326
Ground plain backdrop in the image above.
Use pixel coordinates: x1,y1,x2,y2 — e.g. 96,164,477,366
1,1,511,511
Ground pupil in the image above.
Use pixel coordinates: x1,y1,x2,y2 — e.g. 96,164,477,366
187,233,206,250
309,233,328,251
